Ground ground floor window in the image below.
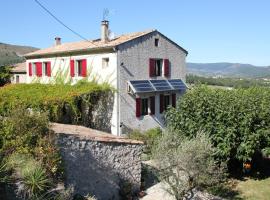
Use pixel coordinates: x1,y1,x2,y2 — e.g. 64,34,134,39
164,95,170,111
141,98,148,116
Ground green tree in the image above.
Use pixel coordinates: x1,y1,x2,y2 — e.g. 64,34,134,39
0,66,11,86
152,131,225,200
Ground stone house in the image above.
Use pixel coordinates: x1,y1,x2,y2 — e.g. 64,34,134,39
24,21,188,135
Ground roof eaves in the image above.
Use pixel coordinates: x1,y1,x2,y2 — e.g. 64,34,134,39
156,31,188,55
24,46,116,59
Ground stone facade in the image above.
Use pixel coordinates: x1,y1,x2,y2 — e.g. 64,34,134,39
53,123,143,200
117,31,187,134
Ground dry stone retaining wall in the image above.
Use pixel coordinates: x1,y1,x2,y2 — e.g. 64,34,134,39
53,123,143,200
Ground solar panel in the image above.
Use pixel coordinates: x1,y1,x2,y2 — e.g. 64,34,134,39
129,79,187,94
129,80,154,93
168,79,187,90
150,80,172,91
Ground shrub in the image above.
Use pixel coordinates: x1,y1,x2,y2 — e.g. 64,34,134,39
6,153,51,199
127,127,162,156
152,131,225,200
0,82,112,124
166,86,270,170
0,105,62,182
0,66,11,86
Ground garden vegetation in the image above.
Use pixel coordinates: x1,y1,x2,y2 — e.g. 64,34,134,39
0,82,112,199
0,81,112,124
166,86,270,173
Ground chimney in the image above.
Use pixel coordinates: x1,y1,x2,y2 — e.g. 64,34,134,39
101,20,109,42
55,37,61,46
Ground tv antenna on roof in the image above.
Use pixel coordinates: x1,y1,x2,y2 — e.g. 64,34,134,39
103,8,109,21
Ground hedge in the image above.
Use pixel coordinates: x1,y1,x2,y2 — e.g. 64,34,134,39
166,86,270,164
0,82,112,124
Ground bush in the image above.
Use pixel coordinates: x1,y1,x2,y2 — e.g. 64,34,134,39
152,131,225,200
0,66,11,86
166,86,270,170
6,153,51,199
0,82,112,124
127,127,162,156
0,105,62,183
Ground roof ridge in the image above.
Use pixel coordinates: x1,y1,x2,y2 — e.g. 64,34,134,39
24,29,157,58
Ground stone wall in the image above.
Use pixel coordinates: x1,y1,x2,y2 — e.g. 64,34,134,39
53,123,143,200
117,31,187,134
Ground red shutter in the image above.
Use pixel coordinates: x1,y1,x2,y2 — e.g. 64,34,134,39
28,63,32,76
149,58,155,77
164,59,169,77
136,98,141,118
70,60,75,77
81,59,87,77
150,96,155,115
160,94,164,113
36,62,42,77
46,62,51,77
172,93,176,108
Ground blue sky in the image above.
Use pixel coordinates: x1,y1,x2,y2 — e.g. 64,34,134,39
1,0,270,65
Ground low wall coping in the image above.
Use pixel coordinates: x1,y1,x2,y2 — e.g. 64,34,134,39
51,123,144,145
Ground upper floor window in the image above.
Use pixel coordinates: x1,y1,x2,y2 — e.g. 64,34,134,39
42,62,51,76
102,58,109,68
155,59,163,76
76,60,83,76
155,38,159,47
32,63,36,75
149,58,169,77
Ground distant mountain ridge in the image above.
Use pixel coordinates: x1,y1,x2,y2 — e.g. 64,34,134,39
187,62,270,78
0,42,38,66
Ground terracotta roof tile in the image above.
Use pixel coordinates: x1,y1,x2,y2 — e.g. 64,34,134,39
25,30,155,57
11,62,26,73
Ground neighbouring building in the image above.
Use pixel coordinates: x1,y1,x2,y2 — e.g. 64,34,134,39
24,21,188,135
10,62,27,84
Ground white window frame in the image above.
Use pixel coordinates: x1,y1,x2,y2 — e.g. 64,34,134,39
42,62,47,76
75,60,83,77
32,62,36,76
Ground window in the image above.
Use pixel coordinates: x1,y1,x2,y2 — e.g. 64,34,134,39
102,58,109,68
164,95,170,111
149,58,169,77
32,63,36,75
155,38,159,47
155,59,163,76
76,60,83,76
141,98,148,116
43,62,48,76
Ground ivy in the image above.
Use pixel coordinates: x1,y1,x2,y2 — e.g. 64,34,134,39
0,81,112,124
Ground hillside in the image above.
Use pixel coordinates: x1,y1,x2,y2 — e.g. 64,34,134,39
0,42,38,66
187,62,270,78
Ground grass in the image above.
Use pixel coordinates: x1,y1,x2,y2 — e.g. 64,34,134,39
235,177,270,200
209,177,270,200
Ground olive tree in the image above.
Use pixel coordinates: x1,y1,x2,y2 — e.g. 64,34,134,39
152,131,225,200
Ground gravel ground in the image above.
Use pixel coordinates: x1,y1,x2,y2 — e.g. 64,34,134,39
140,182,223,200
